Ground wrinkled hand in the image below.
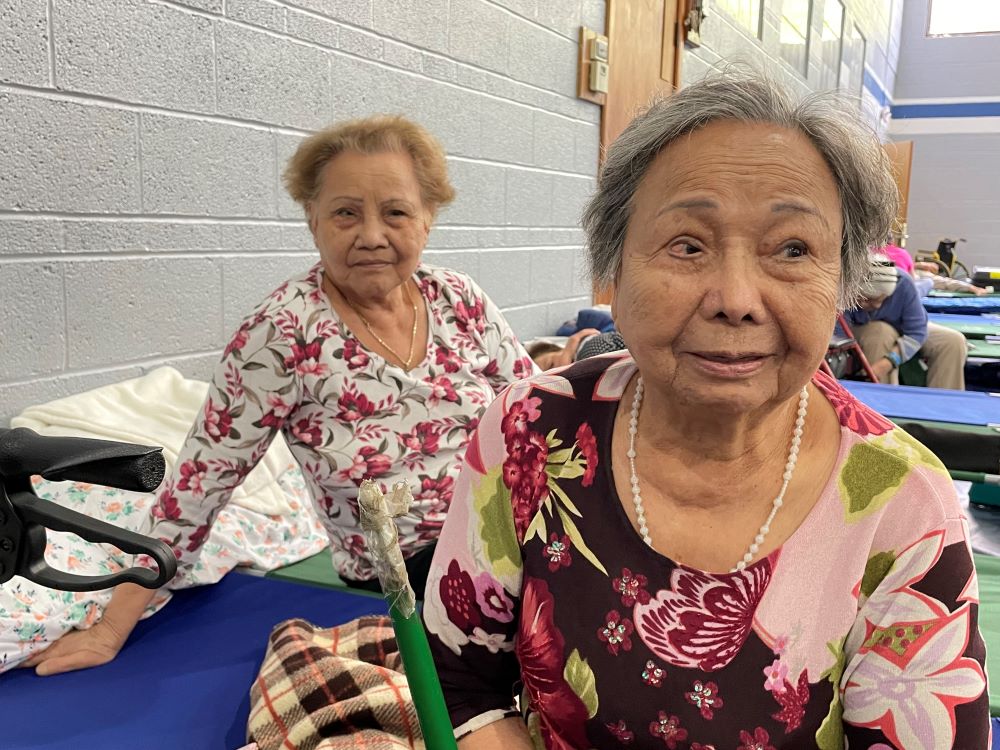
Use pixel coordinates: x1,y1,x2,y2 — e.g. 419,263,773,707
20,619,127,676
971,286,987,296
871,358,895,382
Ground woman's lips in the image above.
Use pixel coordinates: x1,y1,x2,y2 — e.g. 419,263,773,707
686,351,772,378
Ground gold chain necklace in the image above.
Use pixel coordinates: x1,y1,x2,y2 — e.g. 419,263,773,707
343,281,419,370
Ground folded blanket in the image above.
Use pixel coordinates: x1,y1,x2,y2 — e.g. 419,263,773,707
249,616,424,750
11,366,298,516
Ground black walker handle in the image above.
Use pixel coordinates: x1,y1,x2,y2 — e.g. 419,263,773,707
0,428,177,592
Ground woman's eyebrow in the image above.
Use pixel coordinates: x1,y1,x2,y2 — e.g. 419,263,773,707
658,198,719,216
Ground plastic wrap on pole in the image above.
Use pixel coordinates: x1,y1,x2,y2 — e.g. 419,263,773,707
358,479,416,618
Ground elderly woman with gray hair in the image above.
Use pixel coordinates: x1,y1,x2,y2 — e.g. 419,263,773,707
422,71,988,749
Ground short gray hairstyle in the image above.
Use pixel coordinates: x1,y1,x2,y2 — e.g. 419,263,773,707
582,69,898,309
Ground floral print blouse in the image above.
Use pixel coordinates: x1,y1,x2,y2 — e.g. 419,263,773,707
423,355,989,749
147,262,534,583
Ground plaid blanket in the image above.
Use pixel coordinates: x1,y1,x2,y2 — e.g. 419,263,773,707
248,616,424,750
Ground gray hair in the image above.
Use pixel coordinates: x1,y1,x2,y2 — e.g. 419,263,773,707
582,69,898,309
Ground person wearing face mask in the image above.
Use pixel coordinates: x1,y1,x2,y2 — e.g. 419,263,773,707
421,71,988,748
845,254,968,389
23,115,536,677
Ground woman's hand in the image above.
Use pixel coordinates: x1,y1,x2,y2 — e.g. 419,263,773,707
20,581,155,675
872,357,895,382
20,618,129,675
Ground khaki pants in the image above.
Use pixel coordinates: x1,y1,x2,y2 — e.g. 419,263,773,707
852,320,967,390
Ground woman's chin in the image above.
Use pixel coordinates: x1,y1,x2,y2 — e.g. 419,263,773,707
668,369,781,414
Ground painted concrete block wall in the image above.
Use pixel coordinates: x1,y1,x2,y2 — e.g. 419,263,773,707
683,0,903,135
889,0,1000,270
0,0,604,425
893,133,1000,269
894,0,1000,100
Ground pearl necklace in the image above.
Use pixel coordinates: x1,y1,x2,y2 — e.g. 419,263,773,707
627,377,809,573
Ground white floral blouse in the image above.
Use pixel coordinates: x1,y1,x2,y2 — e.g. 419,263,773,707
147,262,535,583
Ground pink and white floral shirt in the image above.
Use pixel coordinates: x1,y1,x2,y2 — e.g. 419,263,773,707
148,262,535,583
424,356,989,748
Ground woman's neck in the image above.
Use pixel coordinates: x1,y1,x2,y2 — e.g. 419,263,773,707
324,275,413,320
631,379,803,505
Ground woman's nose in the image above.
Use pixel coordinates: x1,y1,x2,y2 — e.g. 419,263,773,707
355,214,389,248
699,256,768,325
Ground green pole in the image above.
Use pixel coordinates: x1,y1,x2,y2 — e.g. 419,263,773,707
389,605,458,749
358,480,458,750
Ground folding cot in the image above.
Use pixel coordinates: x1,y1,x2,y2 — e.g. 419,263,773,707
922,296,1000,315
1,572,387,750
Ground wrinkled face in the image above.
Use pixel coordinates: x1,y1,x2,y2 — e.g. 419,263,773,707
308,150,430,300
612,120,844,413
858,294,888,313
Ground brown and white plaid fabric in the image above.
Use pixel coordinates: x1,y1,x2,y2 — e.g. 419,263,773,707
248,616,425,750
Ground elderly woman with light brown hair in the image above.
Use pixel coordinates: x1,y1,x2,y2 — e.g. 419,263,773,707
423,71,989,748
24,115,535,676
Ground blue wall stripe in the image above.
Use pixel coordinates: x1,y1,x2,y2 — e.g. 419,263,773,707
891,101,1000,119
863,68,891,108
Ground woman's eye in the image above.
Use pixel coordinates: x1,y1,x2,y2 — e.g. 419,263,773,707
782,243,809,259
669,241,702,256
334,208,355,217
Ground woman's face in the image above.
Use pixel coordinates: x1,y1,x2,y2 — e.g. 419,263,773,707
308,150,430,301
612,120,843,413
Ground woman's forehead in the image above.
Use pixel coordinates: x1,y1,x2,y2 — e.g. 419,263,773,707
641,120,839,209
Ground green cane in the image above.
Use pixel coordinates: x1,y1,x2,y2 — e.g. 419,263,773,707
358,480,458,750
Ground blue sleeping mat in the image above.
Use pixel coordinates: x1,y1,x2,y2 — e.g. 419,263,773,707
0,573,387,750
923,296,1000,315
929,312,1000,329
842,381,1000,426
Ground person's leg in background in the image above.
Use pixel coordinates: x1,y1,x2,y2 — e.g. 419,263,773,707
852,321,900,384
921,322,967,390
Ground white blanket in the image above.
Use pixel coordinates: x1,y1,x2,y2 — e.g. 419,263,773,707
11,366,300,516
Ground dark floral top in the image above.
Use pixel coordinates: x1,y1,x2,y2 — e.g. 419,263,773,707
146,263,534,583
423,355,989,749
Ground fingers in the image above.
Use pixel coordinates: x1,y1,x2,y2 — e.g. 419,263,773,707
21,642,60,669
35,650,108,676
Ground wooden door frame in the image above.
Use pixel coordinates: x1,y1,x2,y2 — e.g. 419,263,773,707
593,0,687,304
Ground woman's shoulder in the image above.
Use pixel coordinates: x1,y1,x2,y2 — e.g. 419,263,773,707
237,263,327,333
812,371,961,526
417,263,480,302
492,353,633,416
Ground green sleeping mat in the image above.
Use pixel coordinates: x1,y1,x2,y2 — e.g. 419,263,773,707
265,547,382,600
976,553,1000,714
968,341,1000,359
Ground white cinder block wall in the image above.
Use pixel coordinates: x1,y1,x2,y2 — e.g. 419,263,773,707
683,0,903,135
0,0,603,425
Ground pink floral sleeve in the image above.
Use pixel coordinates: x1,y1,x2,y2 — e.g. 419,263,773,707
422,385,524,735
147,310,301,585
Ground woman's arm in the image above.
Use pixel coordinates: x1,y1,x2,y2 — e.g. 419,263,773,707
26,309,302,675
144,311,301,585
458,718,533,749
422,390,526,739
841,517,989,747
